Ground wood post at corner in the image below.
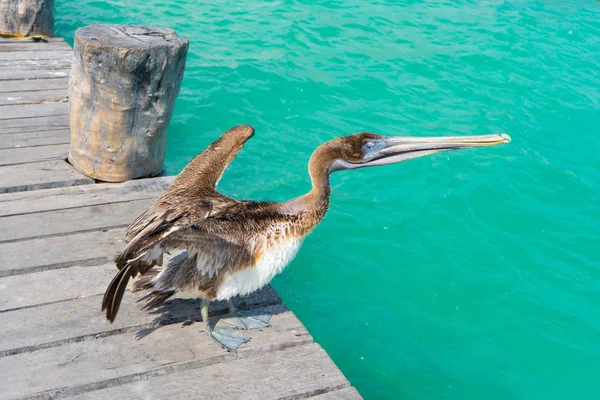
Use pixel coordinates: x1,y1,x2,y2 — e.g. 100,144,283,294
0,0,54,37
68,24,188,182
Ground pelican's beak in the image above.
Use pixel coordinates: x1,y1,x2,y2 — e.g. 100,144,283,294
362,133,511,167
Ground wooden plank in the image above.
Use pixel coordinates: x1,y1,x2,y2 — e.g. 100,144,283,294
0,143,70,166
0,198,156,242
0,102,68,120
0,41,71,52
0,37,68,44
0,57,71,69
0,285,280,357
0,264,116,312
0,176,172,216
0,304,310,400
0,68,70,81
0,128,70,147
0,50,72,61
0,89,67,106
0,178,172,276
311,387,363,399
67,343,349,400
0,160,94,194
0,115,69,132
0,228,125,277
0,78,69,94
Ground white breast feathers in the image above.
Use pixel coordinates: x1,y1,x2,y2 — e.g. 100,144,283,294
216,236,304,300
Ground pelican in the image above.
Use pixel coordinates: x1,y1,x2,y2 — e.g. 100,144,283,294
103,125,510,350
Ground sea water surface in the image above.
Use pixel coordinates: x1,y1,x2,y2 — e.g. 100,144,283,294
56,1,599,398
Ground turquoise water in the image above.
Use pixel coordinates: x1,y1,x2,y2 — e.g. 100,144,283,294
56,1,599,398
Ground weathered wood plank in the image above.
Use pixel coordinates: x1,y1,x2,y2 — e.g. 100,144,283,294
311,387,363,399
0,143,69,165
0,41,71,52
0,89,67,106
0,198,156,242
0,102,68,119
0,57,71,69
0,176,172,216
0,68,70,81
0,228,124,277
0,115,69,133
0,50,72,61
0,128,69,147
0,78,69,94
0,285,280,357
0,264,116,311
0,178,173,276
0,305,309,400
0,37,66,44
68,343,349,400
0,160,93,194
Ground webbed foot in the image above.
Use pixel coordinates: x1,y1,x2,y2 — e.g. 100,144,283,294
220,310,271,330
200,298,272,352
208,325,249,351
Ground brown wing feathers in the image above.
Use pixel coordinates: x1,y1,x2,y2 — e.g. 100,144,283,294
125,125,254,242
102,125,255,322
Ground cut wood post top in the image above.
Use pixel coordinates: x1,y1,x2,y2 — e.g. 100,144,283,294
68,24,189,182
75,24,187,49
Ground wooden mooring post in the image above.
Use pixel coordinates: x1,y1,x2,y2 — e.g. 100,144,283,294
0,0,54,37
68,24,188,182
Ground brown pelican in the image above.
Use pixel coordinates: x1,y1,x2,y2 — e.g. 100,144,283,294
102,125,510,350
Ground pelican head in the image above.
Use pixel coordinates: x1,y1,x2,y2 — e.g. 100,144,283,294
327,132,511,173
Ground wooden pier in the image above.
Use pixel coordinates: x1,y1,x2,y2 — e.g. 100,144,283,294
0,37,361,399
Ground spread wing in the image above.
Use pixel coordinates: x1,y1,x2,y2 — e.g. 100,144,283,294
124,124,255,246
102,125,255,322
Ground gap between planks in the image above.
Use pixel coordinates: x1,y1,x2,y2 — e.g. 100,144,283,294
0,143,71,166
0,159,94,194
0,103,69,120
0,78,70,94
0,199,156,242
0,175,173,216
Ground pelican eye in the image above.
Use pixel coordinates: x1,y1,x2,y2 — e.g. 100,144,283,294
363,142,375,151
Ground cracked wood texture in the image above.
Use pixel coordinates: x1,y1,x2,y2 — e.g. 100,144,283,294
0,35,360,400
0,0,54,37
68,24,189,182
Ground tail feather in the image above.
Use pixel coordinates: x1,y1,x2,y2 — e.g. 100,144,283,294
102,264,134,322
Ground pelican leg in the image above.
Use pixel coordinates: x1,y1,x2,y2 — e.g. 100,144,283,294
201,298,248,352
220,298,272,330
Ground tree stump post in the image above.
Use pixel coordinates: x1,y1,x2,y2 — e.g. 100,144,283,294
68,25,188,182
0,0,54,37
